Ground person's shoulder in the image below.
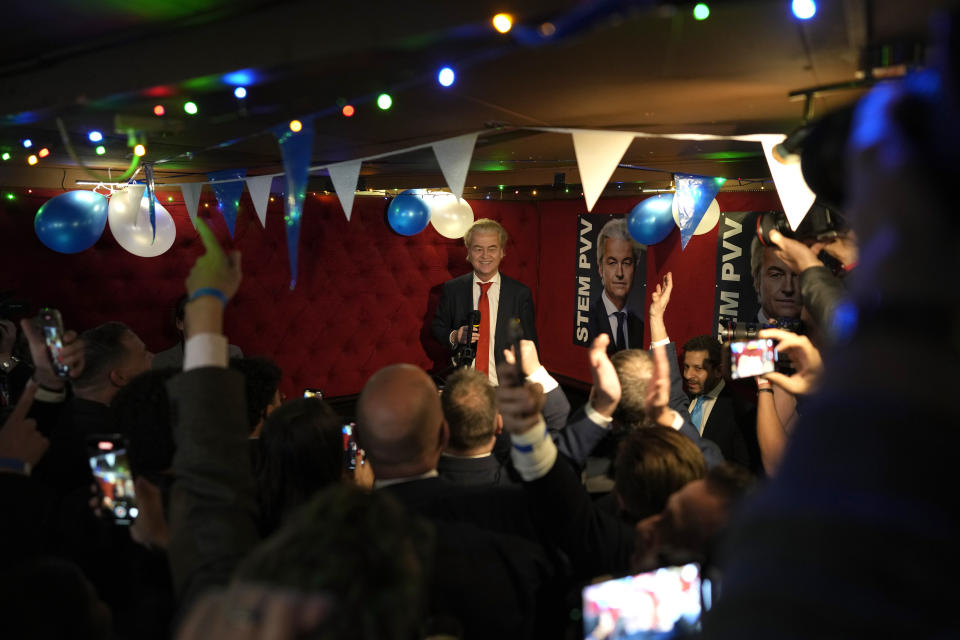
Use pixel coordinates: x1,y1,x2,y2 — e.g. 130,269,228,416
443,272,474,290
499,273,532,293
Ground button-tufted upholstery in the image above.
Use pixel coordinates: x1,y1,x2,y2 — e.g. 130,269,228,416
0,189,779,397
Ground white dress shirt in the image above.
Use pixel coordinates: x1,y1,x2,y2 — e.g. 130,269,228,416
601,290,632,350
472,271,501,385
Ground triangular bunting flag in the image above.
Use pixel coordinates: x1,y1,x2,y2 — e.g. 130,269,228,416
245,175,273,228
757,134,816,230
674,173,726,250
180,183,203,224
206,168,247,237
274,119,315,289
571,130,636,212
432,133,477,199
327,160,362,221
143,163,157,242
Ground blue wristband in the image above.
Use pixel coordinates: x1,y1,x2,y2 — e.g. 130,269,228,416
189,287,228,306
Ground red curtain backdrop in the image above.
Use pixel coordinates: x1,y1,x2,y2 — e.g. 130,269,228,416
1,188,778,397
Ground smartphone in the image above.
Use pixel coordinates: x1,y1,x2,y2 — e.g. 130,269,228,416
342,422,358,471
303,388,324,399
582,563,707,639
87,435,138,525
507,318,525,386
728,338,777,379
38,308,69,378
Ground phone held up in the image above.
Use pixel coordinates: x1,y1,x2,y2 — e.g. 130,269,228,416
342,422,358,471
87,434,138,525
303,388,324,399
38,308,70,378
728,338,778,380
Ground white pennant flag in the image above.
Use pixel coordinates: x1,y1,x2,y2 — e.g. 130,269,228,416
756,134,816,231
432,133,478,199
327,160,363,221
180,182,203,224
245,175,273,228
572,130,636,212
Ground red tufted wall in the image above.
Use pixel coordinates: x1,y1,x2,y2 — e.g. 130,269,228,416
0,188,779,397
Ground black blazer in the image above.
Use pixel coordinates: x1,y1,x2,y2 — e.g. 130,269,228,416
587,296,645,355
701,384,758,472
431,272,537,363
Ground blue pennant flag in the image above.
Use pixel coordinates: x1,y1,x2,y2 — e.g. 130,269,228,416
674,173,726,250
274,120,315,289
206,168,247,237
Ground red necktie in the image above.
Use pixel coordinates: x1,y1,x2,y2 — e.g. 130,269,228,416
476,282,493,375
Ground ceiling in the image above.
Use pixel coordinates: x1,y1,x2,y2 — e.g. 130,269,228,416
0,0,945,197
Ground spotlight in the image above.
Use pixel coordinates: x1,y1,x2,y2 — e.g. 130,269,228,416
289,119,303,132
153,105,166,116
438,67,455,87
27,154,38,165
38,148,49,158
22,139,32,149
234,87,247,99
134,144,146,157
342,105,355,117
492,13,513,33
792,0,816,19
95,145,106,155
377,93,393,110
693,3,710,20
88,131,103,143
1,153,9,161
184,101,198,115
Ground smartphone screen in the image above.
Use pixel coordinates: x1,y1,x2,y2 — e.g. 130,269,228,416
729,338,777,380
342,422,358,471
39,308,69,378
582,563,706,639
303,388,324,399
88,437,138,525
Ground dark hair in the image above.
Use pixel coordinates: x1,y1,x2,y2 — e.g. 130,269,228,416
255,397,343,536
614,426,707,523
234,484,429,640
75,322,133,389
230,356,283,434
682,335,722,369
442,367,497,450
610,349,653,429
704,462,755,505
0,557,111,640
112,367,179,476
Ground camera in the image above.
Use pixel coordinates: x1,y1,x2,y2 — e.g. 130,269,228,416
756,204,847,247
721,318,802,342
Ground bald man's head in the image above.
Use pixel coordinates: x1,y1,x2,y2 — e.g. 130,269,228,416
356,364,447,480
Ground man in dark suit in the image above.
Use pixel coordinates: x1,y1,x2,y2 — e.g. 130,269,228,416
431,218,536,385
586,218,645,354
681,335,753,469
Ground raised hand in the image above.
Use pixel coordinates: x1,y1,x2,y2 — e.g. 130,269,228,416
0,383,49,467
648,272,673,319
588,334,620,418
758,328,824,395
767,230,823,275
497,352,545,435
645,344,672,426
187,218,242,302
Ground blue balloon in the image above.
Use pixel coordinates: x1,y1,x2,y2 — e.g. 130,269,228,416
627,194,676,245
387,190,431,236
34,191,109,253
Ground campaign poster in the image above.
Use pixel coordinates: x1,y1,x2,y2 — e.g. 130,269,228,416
572,214,647,350
712,211,762,339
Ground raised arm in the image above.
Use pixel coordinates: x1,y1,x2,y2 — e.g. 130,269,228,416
166,219,259,610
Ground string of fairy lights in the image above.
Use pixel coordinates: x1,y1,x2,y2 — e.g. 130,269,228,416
0,3,818,182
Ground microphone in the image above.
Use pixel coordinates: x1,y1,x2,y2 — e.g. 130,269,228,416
465,310,480,342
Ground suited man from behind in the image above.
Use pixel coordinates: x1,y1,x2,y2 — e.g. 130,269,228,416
681,335,753,470
587,218,645,354
431,218,536,385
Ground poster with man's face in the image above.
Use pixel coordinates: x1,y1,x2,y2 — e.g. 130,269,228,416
713,211,803,340
573,215,647,350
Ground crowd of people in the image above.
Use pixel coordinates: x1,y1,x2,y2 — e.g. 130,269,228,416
1,14,957,637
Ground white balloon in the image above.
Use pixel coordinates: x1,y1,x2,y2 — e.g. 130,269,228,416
428,192,474,239
108,186,176,257
671,196,720,235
